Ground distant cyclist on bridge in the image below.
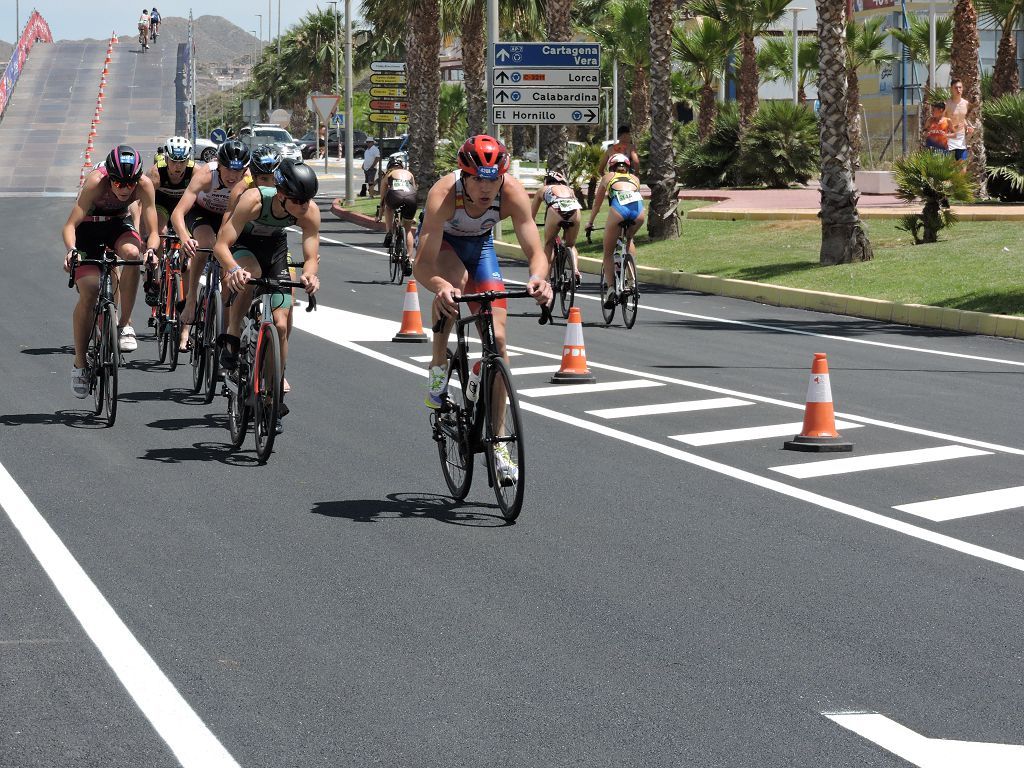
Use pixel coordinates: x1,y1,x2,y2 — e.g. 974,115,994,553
149,7,161,37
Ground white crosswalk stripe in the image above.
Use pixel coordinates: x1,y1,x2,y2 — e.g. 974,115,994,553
587,397,753,420
771,445,991,479
894,485,1024,522
674,420,863,446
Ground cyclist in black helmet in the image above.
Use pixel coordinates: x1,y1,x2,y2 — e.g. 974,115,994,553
214,160,321,424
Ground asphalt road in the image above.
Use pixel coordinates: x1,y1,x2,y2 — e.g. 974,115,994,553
3,195,1024,767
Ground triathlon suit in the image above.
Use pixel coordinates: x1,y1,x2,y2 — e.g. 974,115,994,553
73,167,143,279
543,185,581,222
437,170,505,307
153,155,195,220
186,161,235,235
606,172,643,223
233,186,296,309
383,171,417,221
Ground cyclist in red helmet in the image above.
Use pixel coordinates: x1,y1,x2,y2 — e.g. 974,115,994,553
414,134,552,409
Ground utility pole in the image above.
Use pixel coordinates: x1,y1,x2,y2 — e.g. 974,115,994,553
345,0,354,205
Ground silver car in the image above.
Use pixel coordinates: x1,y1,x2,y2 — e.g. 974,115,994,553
238,125,303,163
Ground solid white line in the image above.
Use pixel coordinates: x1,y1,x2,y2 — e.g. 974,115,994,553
409,350,522,363
587,397,752,419
0,463,241,768
517,379,663,398
772,445,990,479
296,227,386,257
511,365,562,375
894,485,1024,522
673,420,862,446
292,306,1024,574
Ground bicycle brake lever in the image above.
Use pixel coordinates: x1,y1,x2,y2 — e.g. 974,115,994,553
305,293,317,312
538,300,553,326
431,316,445,334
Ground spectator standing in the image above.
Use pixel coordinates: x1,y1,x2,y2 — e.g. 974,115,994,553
924,101,951,153
944,79,973,163
360,138,381,197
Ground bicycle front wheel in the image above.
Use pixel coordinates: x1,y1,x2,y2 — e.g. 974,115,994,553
253,324,282,464
101,304,119,427
621,253,639,329
435,351,473,500
203,293,223,404
190,294,206,393
483,357,525,521
167,274,182,372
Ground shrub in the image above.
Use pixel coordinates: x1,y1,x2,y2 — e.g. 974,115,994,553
567,143,604,208
893,150,974,243
678,103,741,188
736,100,819,188
983,92,1024,202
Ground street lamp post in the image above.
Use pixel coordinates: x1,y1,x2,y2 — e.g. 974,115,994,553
327,1,341,175
256,15,263,59
344,0,354,205
928,1,937,93
790,7,805,105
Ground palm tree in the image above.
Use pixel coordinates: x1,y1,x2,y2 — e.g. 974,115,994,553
589,0,652,134
543,0,573,173
672,17,736,140
648,0,678,239
757,32,819,103
978,0,1024,97
847,16,897,170
815,0,873,265
407,0,441,197
951,0,987,193
686,0,791,126
438,2,486,135
888,13,953,94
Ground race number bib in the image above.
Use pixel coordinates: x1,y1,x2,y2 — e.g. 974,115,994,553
391,179,413,191
612,189,642,205
555,198,581,212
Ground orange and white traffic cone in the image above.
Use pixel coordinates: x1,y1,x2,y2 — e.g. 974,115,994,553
391,279,429,343
550,306,596,384
784,353,853,452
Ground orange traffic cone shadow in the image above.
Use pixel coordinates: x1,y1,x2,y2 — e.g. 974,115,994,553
784,353,853,452
550,306,596,384
392,279,429,343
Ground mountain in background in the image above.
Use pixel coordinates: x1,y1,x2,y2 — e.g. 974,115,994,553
0,42,13,62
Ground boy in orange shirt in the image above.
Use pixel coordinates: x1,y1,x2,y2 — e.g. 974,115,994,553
924,101,951,153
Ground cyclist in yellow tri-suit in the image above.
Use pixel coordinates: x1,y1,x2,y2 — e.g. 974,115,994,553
586,153,645,309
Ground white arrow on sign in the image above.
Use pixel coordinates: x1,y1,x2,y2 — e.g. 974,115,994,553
826,712,1024,767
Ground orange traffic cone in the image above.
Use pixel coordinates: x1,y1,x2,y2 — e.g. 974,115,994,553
784,353,853,452
391,280,429,343
550,306,596,383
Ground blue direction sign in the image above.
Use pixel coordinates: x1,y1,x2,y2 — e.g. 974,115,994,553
210,127,228,143
494,42,600,69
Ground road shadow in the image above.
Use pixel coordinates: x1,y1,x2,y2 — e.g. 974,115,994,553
311,492,509,527
0,409,107,429
146,413,227,431
19,345,75,356
119,387,203,405
139,441,259,466
346,279,394,286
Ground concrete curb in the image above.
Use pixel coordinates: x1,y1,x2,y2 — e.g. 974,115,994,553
328,201,1024,340
688,206,1024,222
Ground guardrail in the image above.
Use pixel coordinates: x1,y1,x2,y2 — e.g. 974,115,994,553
0,12,53,121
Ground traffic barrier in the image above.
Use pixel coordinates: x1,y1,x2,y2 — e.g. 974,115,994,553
550,306,596,383
784,353,853,452
391,280,429,342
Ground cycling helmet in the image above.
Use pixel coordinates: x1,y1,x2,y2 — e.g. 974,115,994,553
250,144,283,175
274,160,319,202
544,169,567,185
386,153,408,170
457,134,509,180
164,136,193,161
217,139,250,171
608,153,631,171
104,145,144,183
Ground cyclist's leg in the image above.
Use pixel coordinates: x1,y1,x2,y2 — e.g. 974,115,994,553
602,207,626,285
381,196,394,244
624,209,645,258
541,208,560,266
112,224,144,331
225,251,260,339
72,271,101,370
562,211,582,278
182,218,215,324
427,241,470,370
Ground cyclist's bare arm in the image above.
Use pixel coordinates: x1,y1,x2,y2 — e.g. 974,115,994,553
225,178,249,217
587,175,612,226
213,190,260,289
170,163,212,249
412,178,456,296
62,187,95,268
297,208,321,294
137,177,160,253
529,184,544,221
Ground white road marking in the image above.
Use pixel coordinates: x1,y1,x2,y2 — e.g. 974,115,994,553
409,350,523,363
291,304,1024,574
295,228,388,258
673,420,863,446
894,485,1024,522
825,712,1024,766
517,379,663,398
588,397,752,419
772,445,991,479
511,365,563,375
0,463,241,768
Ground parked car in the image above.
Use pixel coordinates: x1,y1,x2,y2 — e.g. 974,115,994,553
194,137,219,162
297,128,368,160
236,124,303,163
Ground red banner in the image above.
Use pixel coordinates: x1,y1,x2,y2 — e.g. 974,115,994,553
0,12,52,117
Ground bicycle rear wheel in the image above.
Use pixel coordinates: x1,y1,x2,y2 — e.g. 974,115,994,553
253,324,282,464
203,293,223,404
483,357,525,521
90,312,104,416
621,253,639,329
101,304,119,427
435,351,473,500
600,270,616,325
190,294,206,393
557,244,575,318
394,234,407,286
167,273,182,371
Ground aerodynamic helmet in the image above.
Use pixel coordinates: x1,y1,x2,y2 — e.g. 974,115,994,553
250,144,283,175
164,136,193,161
608,153,631,171
104,145,144,183
217,139,250,171
274,160,319,203
457,135,509,180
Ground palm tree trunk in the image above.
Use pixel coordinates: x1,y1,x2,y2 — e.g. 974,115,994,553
816,0,873,265
543,0,572,172
739,32,759,125
991,20,1019,98
698,80,717,140
630,64,651,135
406,0,441,202
951,0,987,194
647,0,678,240
462,3,486,136
847,69,862,170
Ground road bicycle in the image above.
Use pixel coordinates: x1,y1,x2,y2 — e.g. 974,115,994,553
224,275,316,464
387,208,412,285
430,290,550,521
588,220,639,329
68,249,144,427
150,22,159,41
186,247,219,402
549,219,577,319
149,233,189,370
138,26,149,52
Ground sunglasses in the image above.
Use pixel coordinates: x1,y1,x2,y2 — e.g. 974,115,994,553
111,180,138,189
284,196,310,206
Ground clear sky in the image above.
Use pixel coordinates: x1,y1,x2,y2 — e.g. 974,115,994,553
6,2,356,43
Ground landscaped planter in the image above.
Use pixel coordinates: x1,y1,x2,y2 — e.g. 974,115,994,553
856,170,897,195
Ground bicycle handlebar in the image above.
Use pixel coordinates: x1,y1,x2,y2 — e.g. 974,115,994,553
430,289,552,332
67,251,145,287
224,276,318,312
